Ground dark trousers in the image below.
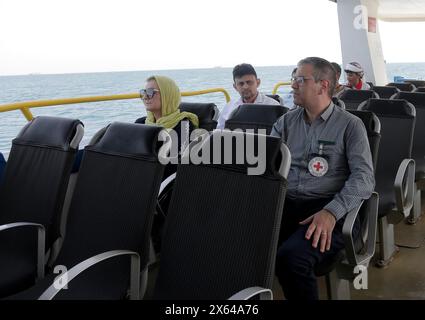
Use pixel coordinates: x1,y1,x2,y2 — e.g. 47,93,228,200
275,197,360,300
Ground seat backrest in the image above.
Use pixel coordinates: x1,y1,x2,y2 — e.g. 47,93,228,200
386,82,416,92
180,102,219,131
225,103,289,135
266,94,282,104
373,86,400,99
50,122,168,299
392,92,425,174
153,130,290,299
406,80,425,88
0,116,83,248
414,87,425,93
347,110,381,171
359,99,415,215
339,89,378,110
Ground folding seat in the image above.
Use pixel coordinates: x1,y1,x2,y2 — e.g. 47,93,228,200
152,130,291,299
339,89,379,110
386,82,416,92
225,103,289,135
359,99,416,267
0,116,84,297
372,86,400,99
391,92,425,223
179,102,219,132
314,110,380,299
7,122,170,299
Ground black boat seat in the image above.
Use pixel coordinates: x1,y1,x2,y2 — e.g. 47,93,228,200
225,103,289,135
386,82,416,92
0,116,84,298
8,122,170,300
414,87,425,93
152,130,291,300
373,86,400,99
359,98,416,267
339,89,378,110
179,102,219,132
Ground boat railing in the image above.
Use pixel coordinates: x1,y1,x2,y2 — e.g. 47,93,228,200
272,81,292,95
0,88,231,121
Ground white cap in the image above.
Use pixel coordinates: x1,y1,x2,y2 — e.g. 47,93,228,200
344,62,364,76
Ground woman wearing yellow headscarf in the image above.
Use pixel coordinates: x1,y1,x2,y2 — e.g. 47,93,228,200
136,75,198,129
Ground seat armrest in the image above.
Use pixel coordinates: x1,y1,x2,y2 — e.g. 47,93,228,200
38,250,140,300
158,172,176,196
0,222,45,279
394,159,415,218
228,287,272,300
342,192,379,267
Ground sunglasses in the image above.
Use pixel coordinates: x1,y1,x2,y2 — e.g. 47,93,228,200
140,88,160,99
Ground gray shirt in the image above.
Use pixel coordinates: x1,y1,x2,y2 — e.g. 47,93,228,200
271,102,375,221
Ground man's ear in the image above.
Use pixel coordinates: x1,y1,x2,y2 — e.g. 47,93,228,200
233,82,237,91
321,79,330,95
256,78,261,87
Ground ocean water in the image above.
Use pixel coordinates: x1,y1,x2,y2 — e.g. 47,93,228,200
1,63,425,158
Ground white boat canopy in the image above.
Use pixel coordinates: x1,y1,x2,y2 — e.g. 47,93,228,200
330,0,425,85
377,0,425,22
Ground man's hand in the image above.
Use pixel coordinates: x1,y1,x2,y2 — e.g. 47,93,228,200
299,209,336,253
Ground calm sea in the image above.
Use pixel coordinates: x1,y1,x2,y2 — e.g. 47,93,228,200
1,63,425,158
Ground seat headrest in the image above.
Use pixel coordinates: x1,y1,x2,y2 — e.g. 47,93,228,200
88,122,166,159
386,82,415,92
373,85,400,96
227,104,288,124
266,94,281,103
405,80,425,88
340,89,377,101
179,102,218,122
13,116,83,151
393,92,425,109
185,130,288,178
360,98,416,118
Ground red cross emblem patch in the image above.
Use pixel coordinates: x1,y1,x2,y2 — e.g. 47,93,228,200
308,156,329,177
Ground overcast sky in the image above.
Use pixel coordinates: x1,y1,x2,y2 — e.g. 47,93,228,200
0,0,424,76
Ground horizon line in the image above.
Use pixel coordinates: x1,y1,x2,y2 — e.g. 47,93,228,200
1,61,425,77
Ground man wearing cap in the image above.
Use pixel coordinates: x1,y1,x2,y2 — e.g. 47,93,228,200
271,57,375,300
344,62,370,90
216,63,280,129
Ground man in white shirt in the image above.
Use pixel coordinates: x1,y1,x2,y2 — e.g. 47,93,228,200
217,63,280,129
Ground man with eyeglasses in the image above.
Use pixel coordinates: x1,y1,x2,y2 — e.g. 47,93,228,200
271,57,375,300
216,63,280,129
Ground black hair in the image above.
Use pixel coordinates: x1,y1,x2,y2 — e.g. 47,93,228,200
298,57,337,98
232,63,257,81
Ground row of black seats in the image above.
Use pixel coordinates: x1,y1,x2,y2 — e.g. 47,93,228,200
339,84,425,110
0,115,295,299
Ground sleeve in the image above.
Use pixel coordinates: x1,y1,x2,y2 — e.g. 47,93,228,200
217,101,233,129
270,116,284,138
324,118,375,221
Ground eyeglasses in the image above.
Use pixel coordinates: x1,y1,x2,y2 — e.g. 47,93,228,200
140,88,160,99
291,76,314,85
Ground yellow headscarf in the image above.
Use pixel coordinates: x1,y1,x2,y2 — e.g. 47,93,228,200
145,75,199,129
